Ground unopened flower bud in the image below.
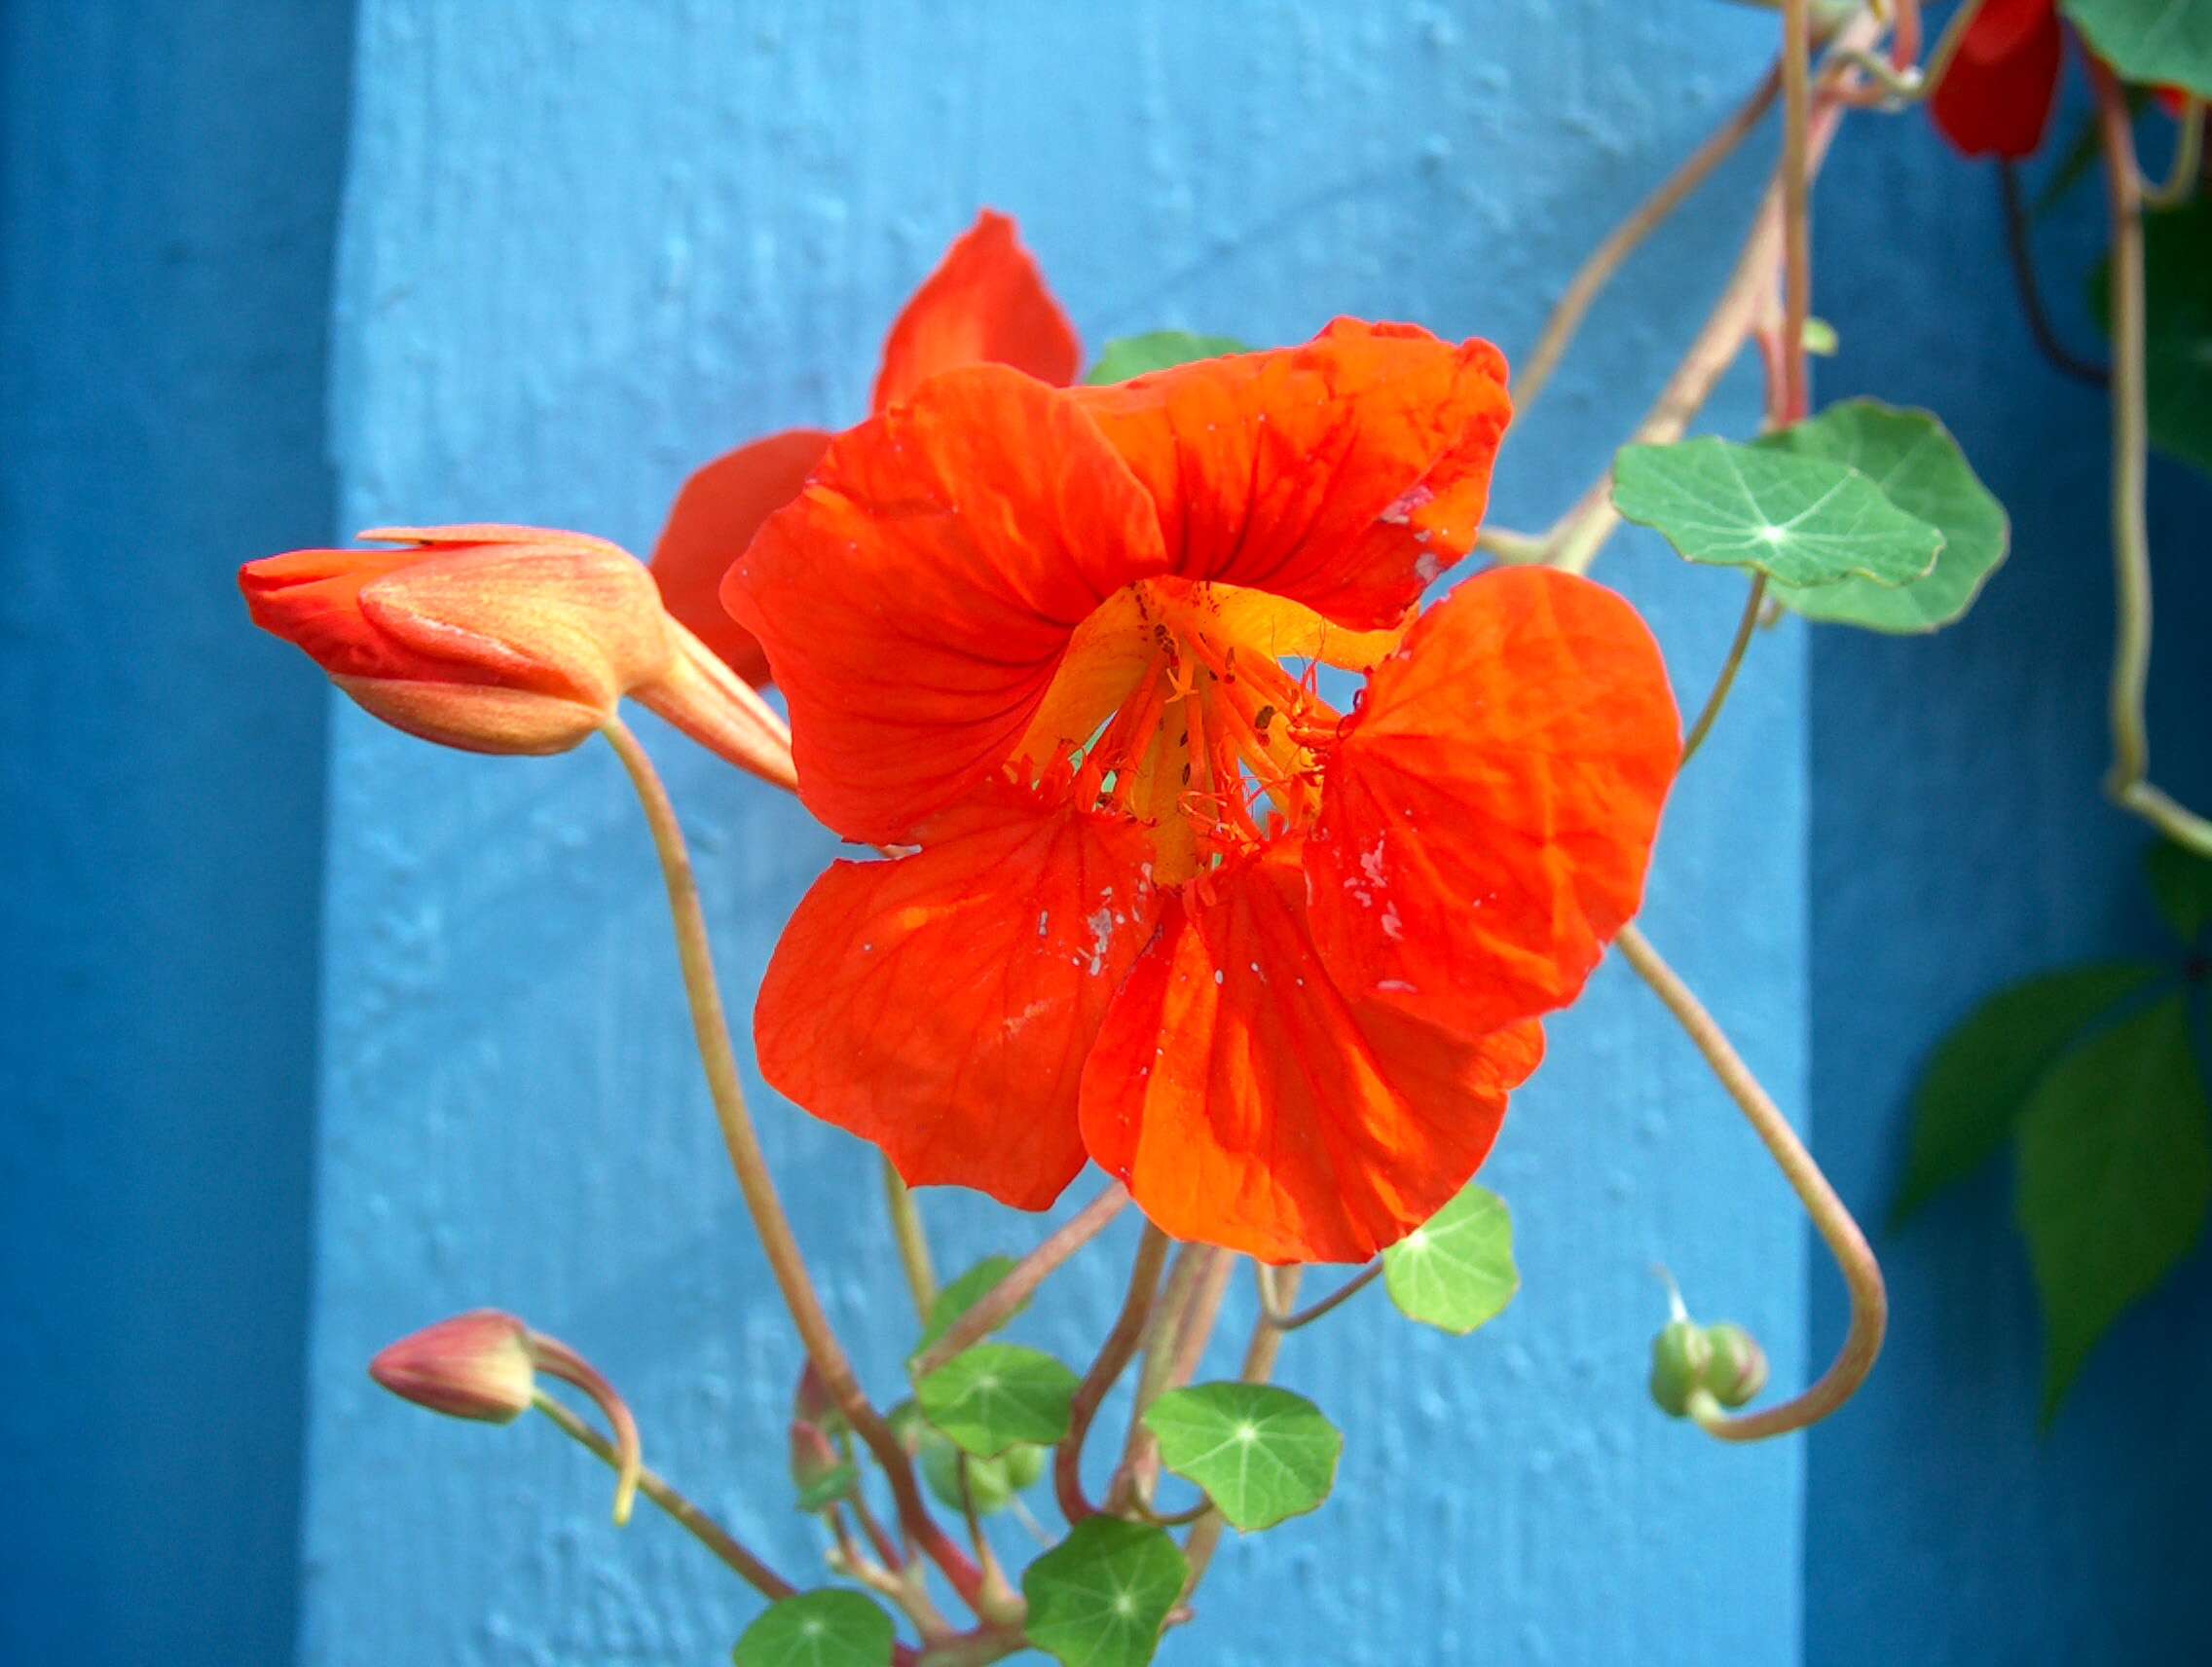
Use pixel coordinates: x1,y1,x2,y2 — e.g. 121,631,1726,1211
922,1440,1024,1516
794,1361,849,1436
369,1310,535,1423
367,1309,643,1527
1648,1318,1714,1419
789,1420,859,1511
1700,1322,1769,1409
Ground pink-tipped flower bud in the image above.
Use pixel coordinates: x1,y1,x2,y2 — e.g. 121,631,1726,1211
368,1310,643,1527
794,1361,848,1435
369,1310,535,1423
789,1419,859,1512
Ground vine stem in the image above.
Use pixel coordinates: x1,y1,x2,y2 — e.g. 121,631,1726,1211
598,718,983,1608
909,1183,1130,1379
1780,0,1813,426
1545,10,1879,575
2143,96,2204,210
883,1159,939,1322
1679,574,1769,765
1613,924,1886,1440
1181,1267,1302,1593
532,1390,796,1602
1259,1260,1382,1330
1516,58,1784,411
2088,62,2212,859
1997,160,2110,388
1054,1224,1171,1524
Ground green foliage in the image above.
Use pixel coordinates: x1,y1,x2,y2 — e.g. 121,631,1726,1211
915,1343,1078,1458
1141,1384,1342,1531
1085,331,1251,386
1762,400,2009,632
1382,1182,1519,1333
793,1458,861,1514
2017,995,2212,1420
914,1255,1026,1355
1646,1318,1713,1418
1021,1518,1189,1667
2062,0,2212,99
732,1591,895,1667
2092,199,2212,478
2147,836,2212,945
1612,436,1942,589
1894,961,2166,1224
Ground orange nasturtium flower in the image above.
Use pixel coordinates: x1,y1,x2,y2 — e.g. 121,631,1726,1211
240,524,794,785
726,320,1680,1263
652,209,1081,686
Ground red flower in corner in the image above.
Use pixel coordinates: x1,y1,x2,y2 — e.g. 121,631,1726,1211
725,322,1680,1263
1930,0,2066,159
651,210,1081,686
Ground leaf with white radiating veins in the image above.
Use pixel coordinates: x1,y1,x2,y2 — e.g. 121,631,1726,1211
1383,1182,1519,1334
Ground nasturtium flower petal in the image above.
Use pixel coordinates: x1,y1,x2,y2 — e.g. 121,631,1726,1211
1073,318,1512,632
873,209,1083,411
1930,0,2063,159
650,428,830,687
1077,845,1544,1264
756,781,1163,1209
1305,567,1678,1036
725,365,1171,845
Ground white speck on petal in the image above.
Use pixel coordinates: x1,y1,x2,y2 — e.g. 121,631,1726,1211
1377,978,1418,994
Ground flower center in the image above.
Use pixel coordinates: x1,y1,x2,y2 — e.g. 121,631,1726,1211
1021,577,1345,885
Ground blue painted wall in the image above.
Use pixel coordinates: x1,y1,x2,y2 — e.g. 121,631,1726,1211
0,2,352,1662
299,4,1806,1664
1804,72,2212,1665
14,4,2207,1664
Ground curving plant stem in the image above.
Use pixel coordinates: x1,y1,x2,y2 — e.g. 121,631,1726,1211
1779,0,1813,426
599,717,984,1608
1614,924,1886,1440
1259,1259,1382,1330
533,1390,796,1602
2088,63,2212,859
1678,574,1770,765
909,1183,1131,1379
1055,1223,1172,1524
1516,58,1784,411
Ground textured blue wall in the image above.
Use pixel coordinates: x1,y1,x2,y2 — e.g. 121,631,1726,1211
1804,78,2212,1665
299,4,1808,1664
0,2,352,1662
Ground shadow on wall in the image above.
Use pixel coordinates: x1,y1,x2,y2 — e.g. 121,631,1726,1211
1808,77,2212,1667
0,3,355,1663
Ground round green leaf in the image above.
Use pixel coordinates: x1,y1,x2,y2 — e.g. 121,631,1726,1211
732,1591,895,1667
913,1254,1026,1356
2062,0,2212,100
1894,960,2168,1226
1762,400,2009,632
1140,1383,1342,1531
2017,994,2212,1422
1382,1182,1519,1334
1613,436,1944,588
915,1343,1077,1458
1021,1517,1189,1667
1085,330,1250,386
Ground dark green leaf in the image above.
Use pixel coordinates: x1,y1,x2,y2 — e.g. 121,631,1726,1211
1141,1384,1342,1531
2017,994,2212,1421
2092,198,2212,477
1612,437,1943,588
1382,1182,1519,1333
1894,961,2167,1224
1021,1518,1188,1667
2147,836,2212,945
2061,0,2212,100
1085,331,1250,386
1763,400,2009,632
732,1591,895,1667
915,1343,1077,1458
914,1255,1025,1355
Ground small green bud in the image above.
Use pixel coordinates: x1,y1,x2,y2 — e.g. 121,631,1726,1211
922,1441,1018,1514
1648,1318,1714,1418
1000,1441,1047,1492
1700,1323,1769,1409
789,1419,859,1511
